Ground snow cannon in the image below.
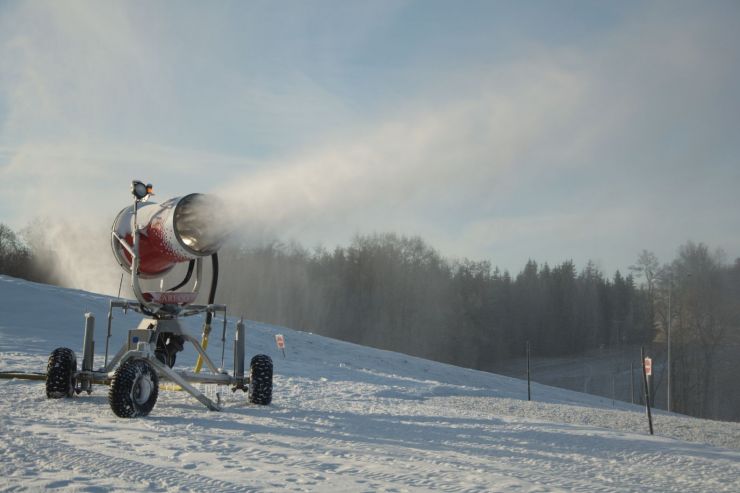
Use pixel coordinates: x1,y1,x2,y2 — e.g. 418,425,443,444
43,180,273,419
111,191,228,279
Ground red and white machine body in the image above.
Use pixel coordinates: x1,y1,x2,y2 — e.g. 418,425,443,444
111,193,225,278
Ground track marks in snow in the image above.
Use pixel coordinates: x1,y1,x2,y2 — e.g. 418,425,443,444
3,371,740,493
1,427,258,493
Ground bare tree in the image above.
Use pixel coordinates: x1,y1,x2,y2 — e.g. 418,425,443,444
667,242,730,417
630,250,660,295
0,223,33,279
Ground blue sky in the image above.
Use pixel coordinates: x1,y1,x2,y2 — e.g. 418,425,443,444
1,0,739,283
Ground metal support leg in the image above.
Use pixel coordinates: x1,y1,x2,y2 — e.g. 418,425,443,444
233,318,246,390
79,313,96,393
105,303,113,368
149,358,222,411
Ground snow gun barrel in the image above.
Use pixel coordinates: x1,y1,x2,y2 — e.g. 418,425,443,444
111,193,228,278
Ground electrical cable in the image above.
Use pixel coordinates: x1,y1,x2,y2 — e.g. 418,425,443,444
167,260,196,292
206,253,218,324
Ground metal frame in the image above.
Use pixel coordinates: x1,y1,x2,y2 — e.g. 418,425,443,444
76,310,247,411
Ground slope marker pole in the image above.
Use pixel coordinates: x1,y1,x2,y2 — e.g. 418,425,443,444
641,346,654,435
526,340,531,402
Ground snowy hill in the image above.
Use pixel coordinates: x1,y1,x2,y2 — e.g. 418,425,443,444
1,275,739,492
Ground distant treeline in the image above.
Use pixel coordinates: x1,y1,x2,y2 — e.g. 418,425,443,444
216,234,740,420
216,233,653,368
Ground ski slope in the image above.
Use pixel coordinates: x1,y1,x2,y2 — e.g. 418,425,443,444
1,275,739,492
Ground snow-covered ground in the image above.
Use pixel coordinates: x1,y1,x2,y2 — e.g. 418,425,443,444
1,275,739,492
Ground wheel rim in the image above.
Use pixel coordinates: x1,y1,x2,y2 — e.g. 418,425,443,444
132,374,153,405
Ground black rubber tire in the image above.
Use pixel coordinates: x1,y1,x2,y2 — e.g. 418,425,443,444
248,354,273,405
46,347,77,398
108,359,159,418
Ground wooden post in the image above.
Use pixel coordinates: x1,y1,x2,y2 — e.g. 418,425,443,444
526,341,531,402
611,374,615,407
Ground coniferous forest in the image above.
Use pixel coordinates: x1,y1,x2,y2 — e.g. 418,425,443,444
216,234,653,368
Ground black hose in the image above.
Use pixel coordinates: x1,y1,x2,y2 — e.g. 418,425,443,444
167,260,196,292
205,253,219,325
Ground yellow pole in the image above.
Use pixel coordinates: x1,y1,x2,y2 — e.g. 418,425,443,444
194,323,212,373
